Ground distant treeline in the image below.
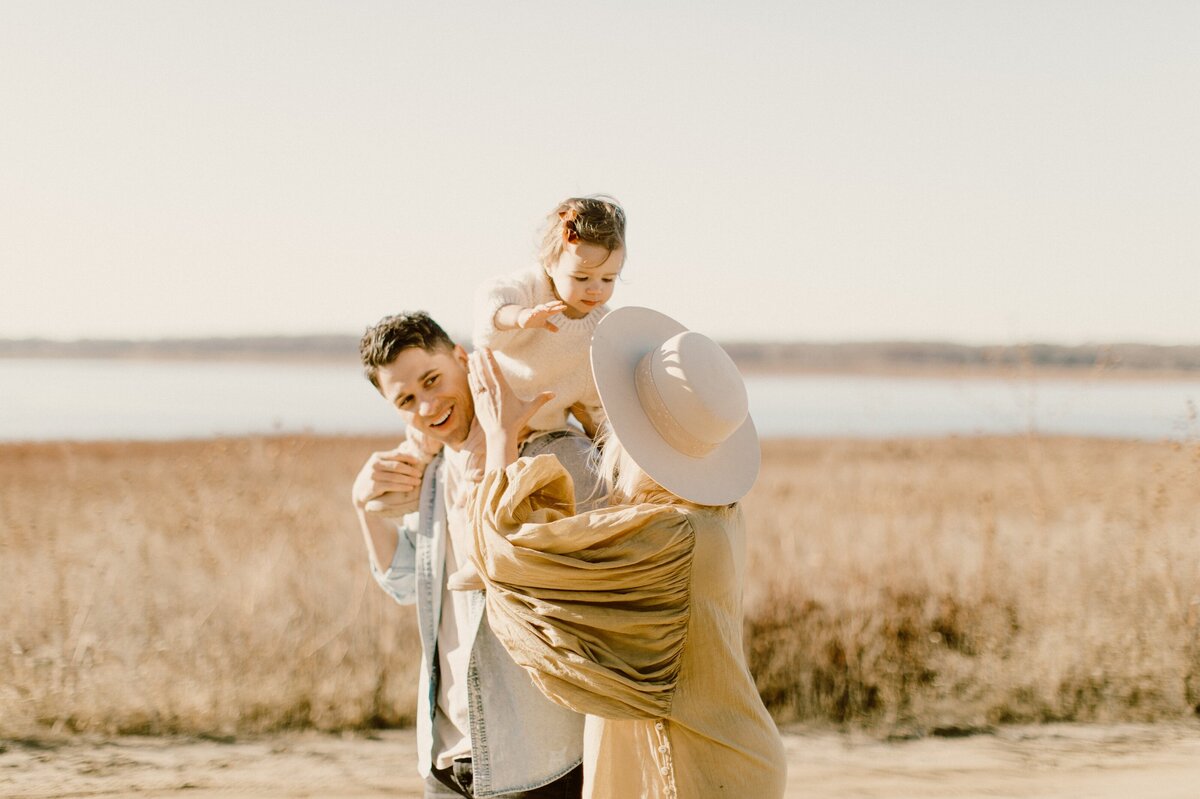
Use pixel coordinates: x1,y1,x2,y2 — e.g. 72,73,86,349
3,336,1200,374
0,335,360,361
720,341,1200,373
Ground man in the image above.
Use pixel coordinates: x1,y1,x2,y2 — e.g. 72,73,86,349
351,311,596,799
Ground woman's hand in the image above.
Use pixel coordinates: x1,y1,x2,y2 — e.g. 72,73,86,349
468,348,554,472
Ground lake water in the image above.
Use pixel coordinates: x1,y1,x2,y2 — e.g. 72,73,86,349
1,358,1198,442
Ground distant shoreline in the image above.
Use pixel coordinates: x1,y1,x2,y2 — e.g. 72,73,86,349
3,336,1200,379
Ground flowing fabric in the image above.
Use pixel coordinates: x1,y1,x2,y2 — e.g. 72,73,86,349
470,454,787,799
469,455,694,719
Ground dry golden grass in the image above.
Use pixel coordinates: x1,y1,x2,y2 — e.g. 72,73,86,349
2,434,1199,739
0,437,419,738
745,436,1200,733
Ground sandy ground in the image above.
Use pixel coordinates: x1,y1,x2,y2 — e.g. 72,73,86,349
4,723,1200,799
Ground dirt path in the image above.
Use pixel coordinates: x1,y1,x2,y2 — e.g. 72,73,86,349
4,723,1200,798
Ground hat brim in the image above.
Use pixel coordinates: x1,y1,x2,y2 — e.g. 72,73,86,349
590,306,760,506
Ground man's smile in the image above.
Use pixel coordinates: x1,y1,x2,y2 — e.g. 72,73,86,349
429,406,453,428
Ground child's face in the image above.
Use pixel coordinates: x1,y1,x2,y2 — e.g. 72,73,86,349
546,241,624,319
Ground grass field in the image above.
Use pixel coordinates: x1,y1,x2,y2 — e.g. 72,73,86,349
2,434,1199,739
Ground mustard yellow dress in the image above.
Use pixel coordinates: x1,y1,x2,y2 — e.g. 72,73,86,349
470,455,786,799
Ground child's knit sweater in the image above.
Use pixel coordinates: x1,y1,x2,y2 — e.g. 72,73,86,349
473,267,608,432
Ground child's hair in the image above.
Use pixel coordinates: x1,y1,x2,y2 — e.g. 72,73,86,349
538,195,627,271
359,311,455,390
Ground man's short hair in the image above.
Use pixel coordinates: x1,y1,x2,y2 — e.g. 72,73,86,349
359,311,456,390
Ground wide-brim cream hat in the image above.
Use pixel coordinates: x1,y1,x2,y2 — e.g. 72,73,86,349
590,306,760,506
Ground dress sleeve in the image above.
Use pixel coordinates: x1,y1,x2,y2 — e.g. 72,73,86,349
469,454,694,720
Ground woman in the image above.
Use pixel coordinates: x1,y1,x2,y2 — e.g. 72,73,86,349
466,306,786,799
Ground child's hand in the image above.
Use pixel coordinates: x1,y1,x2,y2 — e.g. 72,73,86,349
517,301,568,332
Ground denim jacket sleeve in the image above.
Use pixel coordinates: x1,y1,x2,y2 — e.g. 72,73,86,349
370,515,418,605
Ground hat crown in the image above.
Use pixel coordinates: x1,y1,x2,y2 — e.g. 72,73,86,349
647,331,749,448
592,305,760,505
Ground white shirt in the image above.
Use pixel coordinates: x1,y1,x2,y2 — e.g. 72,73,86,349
430,424,484,768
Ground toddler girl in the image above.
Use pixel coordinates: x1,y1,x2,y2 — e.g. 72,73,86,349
379,196,627,590
473,195,626,438
442,196,625,590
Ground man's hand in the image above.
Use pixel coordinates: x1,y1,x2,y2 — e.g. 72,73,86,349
363,491,419,517
516,301,568,332
352,445,425,518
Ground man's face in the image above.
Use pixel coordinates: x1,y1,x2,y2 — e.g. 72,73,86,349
375,344,475,447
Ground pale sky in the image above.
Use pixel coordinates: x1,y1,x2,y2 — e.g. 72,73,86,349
2,1,1197,345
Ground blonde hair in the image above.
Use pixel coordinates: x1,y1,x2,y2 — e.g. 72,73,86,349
538,195,627,271
592,424,705,508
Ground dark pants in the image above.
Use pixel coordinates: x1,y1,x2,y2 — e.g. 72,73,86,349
426,758,583,799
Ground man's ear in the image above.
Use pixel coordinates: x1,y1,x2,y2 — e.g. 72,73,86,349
453,344,469,367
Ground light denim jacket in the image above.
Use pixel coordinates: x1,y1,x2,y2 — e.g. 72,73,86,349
371,428,602,798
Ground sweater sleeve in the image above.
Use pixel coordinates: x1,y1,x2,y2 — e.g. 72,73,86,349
473,270,539,350
469,454,694,720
